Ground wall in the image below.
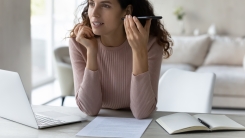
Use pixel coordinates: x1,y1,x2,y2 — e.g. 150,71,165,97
0,0,32,101
149,0,245,36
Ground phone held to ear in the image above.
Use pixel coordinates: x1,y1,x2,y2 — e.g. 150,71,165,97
121,16,162,20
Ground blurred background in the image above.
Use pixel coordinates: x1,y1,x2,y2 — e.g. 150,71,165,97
31,0,82,88
0,0,245,114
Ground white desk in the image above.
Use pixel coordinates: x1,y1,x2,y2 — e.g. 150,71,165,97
1,105,245,138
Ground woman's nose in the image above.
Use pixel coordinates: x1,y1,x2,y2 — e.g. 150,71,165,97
91,6,100,18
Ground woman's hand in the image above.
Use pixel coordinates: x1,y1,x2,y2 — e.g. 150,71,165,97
74,24,98,52
74,24,98,71
124,15,152,52
124,15,152,75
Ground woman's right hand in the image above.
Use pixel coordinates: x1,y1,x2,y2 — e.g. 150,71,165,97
74,24,98,71
74,24,98,52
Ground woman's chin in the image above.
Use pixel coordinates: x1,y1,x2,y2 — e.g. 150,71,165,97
92,30,102,36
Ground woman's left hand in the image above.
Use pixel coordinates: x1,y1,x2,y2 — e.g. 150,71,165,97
124,15,152,52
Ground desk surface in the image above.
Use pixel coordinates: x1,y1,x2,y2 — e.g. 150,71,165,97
1,105,245,138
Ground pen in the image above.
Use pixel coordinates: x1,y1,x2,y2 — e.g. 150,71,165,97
198,118,210,129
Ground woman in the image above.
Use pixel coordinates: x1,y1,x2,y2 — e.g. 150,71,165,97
69,0,172,119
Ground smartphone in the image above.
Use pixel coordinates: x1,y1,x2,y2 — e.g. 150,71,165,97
121,16,162,20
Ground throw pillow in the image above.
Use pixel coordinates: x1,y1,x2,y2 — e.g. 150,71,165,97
204,36,245,66
162,35,211,67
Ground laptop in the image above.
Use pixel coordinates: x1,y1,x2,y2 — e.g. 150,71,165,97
0,69,85,129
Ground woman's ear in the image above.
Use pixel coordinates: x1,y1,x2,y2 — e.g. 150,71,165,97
125,5,133,15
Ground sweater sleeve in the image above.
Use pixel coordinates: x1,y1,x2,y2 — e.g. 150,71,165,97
69,38,102,116
130,38,163,119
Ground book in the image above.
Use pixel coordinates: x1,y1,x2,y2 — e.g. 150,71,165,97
156,113,245,134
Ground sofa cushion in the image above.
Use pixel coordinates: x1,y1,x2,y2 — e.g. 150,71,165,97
196,66,245,97
204,36,245,66
162,35,211,67
213,96,245,108
160,63,196,77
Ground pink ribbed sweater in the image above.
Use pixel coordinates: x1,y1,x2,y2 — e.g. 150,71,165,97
69,36,163,119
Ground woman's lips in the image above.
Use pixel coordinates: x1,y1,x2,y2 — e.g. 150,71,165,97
92,21,104,28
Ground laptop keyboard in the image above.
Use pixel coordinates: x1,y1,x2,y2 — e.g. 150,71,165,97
35,114,66,126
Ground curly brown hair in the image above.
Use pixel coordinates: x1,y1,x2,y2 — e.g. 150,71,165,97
70,0,173,58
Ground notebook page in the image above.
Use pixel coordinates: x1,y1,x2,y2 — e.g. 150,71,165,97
156,113,206,134
193,114,245,130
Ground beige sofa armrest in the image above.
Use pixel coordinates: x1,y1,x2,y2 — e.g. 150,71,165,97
56,63,74,96
54,46,74,97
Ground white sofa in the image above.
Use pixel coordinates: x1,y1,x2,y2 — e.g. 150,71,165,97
160,35,245,108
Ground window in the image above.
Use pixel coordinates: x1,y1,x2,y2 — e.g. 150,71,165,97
31,0,84,88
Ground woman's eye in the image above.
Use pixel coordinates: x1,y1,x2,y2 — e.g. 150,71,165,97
103,4,110,8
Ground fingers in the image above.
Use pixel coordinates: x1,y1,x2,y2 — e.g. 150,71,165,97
82,27,94,38
132,16,151,34
76,25,94,38
128,16,139,35
125,15,151,38
74,24,94,38
124,15,134,39
144,19,152,33
74,24,83,35
133,16,144,34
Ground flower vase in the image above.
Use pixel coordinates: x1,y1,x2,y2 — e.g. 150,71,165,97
178,20,185,35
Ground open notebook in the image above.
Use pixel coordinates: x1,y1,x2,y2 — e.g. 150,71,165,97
156,113,245,134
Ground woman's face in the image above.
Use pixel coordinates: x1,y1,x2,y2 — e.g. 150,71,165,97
88,0,126,36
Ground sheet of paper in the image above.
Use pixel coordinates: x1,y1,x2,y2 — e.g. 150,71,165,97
76,116,152,138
